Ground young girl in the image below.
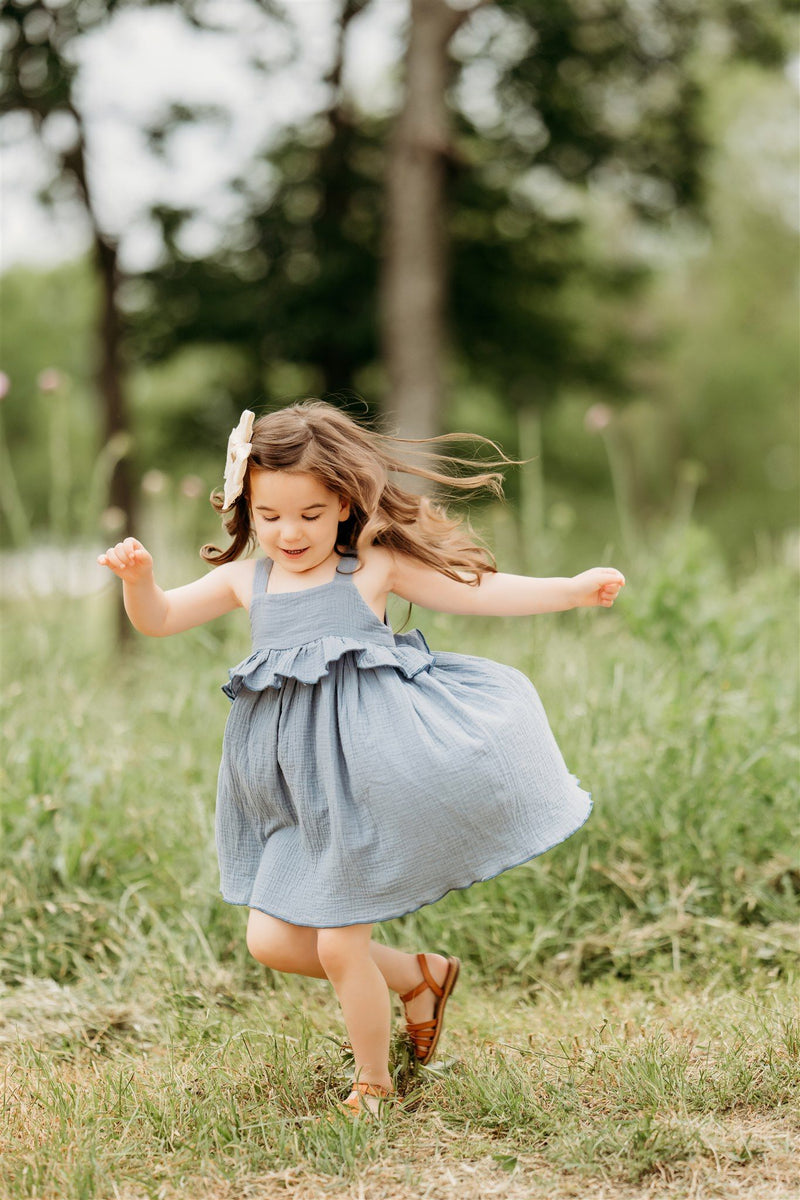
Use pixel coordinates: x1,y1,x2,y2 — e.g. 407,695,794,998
98,400,624,1119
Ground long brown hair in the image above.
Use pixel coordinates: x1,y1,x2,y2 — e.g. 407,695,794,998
202,400,521,590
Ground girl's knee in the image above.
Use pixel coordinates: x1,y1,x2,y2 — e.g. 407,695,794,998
316,924,372,975
245,912,272,963
245,909,299,967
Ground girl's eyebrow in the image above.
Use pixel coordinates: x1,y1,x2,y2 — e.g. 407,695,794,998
255,502,328,512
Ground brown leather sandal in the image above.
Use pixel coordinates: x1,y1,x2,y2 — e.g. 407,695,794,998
336,1080,395,1119
400,952,461,1065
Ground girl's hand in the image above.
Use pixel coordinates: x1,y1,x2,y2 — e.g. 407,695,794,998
571,567,626,608
97,537,154,584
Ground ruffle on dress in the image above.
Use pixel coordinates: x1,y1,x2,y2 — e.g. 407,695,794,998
222,628,436,700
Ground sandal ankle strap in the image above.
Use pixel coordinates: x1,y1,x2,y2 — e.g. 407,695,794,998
399,953,443,1004
351,1081,394,1098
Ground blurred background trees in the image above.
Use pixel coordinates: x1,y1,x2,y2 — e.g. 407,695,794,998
1,0,797,577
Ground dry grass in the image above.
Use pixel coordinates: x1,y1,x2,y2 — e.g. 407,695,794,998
2,972,798,1200
103,1129,798,1200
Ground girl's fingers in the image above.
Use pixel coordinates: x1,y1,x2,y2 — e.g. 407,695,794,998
116,540,141,568
98,540,151,576
108,546,135,572
598,583,621,605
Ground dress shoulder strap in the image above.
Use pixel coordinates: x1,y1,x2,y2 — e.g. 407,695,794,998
333,552,359,580
332,550,389,624
253,557,273,594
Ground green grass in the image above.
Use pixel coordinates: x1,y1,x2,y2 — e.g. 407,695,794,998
2,974,797,1198
1,523,798,1197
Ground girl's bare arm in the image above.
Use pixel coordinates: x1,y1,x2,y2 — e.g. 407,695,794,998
98,537,246,636
388,549,625,617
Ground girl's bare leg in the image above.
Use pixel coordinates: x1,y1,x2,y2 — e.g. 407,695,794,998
316,923,392,1097
246,910,449,1057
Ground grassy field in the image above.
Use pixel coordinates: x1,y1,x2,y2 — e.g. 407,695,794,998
1,525,798,1199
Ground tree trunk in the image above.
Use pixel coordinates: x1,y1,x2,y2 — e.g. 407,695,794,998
96,239,136,644
65,105,136,644
380,0,486,450
317,0,371,399
94,238,132,518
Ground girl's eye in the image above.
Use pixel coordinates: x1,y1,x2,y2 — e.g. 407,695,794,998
262,515,320,522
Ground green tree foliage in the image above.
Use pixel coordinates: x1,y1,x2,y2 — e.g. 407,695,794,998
132,0,794,424
1,2,795,556
648,64,799,551
1,0,287,569
137,117,384,405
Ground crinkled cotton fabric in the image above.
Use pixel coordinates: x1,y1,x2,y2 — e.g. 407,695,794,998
215,552,592,927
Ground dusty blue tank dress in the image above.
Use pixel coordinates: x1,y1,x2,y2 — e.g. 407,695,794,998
215,552,592,928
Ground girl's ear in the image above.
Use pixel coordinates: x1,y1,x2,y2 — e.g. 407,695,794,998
338,497,351,521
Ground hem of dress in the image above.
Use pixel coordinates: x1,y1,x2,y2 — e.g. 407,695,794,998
218,790,593,929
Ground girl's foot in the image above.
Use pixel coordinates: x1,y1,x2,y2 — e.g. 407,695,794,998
400,952,460,1063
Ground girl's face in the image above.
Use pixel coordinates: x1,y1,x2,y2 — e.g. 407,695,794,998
249,469,350,573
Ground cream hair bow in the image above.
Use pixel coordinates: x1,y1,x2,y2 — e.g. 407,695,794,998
222,410,255,511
